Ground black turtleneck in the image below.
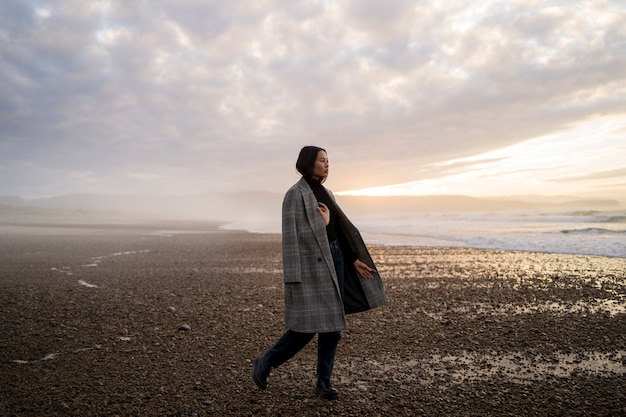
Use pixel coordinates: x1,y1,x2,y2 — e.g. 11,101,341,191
306,177,357,263
307,177,338,243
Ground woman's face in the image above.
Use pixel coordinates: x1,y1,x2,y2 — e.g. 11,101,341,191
311,150,329,180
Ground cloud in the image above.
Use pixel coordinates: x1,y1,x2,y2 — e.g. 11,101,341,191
337,116,626,198
0,0,625,197
550,167,626,183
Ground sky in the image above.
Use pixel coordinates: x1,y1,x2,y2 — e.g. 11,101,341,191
1,0,625,203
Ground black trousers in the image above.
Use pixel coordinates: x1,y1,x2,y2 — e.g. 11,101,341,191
264,240,345,380
265,330,341,379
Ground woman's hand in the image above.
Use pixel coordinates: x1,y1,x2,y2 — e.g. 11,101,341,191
354,259,376,279
317,202,330,226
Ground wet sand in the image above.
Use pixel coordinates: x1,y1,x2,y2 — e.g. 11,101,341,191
0,223,625,416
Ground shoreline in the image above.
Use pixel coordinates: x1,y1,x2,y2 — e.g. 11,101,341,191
2,212,624,259
4,222,624,261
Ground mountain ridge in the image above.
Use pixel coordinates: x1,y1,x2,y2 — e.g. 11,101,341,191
0,193,621,223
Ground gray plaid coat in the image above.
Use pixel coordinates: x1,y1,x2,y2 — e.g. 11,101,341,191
282,177,386,333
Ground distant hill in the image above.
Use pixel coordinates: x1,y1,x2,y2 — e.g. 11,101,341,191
0,193,621,223
0,193,284,223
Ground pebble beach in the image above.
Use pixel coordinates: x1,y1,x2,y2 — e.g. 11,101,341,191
1,221,625,416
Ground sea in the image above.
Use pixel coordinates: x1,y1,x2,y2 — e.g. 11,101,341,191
221,209,626,258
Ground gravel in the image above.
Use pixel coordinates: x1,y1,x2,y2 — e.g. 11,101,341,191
1,224,625,416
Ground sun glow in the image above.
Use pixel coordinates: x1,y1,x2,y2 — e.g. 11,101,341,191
338,116,626,199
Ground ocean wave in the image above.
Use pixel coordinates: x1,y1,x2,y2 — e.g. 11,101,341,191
600,216,626,224
560,227,626,235
566,210,605,217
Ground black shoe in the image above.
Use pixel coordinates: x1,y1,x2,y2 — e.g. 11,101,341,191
252,355,271,390
314,378,339,400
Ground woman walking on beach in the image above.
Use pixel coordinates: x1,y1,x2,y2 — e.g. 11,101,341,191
252,146,386,400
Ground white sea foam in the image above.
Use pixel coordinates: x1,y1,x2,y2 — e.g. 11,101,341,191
14,346,103,365
84,249,151,267
357,210,626,258
111,250,151,256
221,209,626,257
50,266,73,275
41,353,58,361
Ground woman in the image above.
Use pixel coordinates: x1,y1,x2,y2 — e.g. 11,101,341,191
252,146,386,400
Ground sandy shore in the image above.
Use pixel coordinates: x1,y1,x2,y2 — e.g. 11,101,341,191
0,222,625,416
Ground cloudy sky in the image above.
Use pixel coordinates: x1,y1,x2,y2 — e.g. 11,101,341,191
1,0,625,202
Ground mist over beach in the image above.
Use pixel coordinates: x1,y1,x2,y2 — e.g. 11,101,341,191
3,192,623,258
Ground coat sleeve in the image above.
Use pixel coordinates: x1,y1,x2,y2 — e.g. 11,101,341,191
282,187,302,283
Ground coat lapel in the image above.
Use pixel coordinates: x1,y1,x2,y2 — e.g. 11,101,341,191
297,178,335,272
